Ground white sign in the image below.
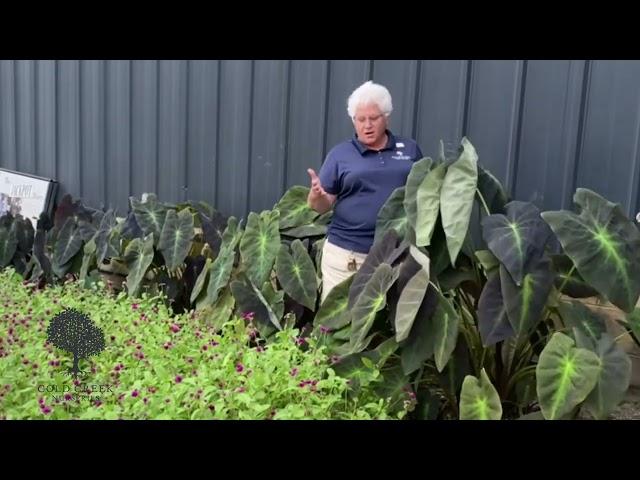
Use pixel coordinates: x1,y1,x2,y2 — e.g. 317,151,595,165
0,168,57,228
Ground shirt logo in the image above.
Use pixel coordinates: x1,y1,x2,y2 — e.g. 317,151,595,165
392,150,412,160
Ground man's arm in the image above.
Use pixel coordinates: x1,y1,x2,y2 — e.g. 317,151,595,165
307,168,336,214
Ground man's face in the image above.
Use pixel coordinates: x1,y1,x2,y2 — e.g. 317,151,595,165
353,103,388,148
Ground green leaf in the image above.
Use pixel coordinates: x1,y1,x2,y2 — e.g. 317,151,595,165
281,223,327,238
80,238,97,283
550,254,599,298
501,259,554,337
205,217,242,307
440,137,478,265
191,257,213,305
94,210,118,264
478,271,515,346
432,289,460,372
404,157,433,231
314,275,354,331
627,308,640,342
349,263,399,353
275,186,319,230
240,210,281,287
400,286,439,375
394,247,430,342
415,163,446,247
200,288,235,330
12,215,34,253
130,194,169,243
260,280,284,321
536,332,600,420
348,229,400,308
541,188,640,312
230,277,282,331
275,239,318,311
54,217,83,266
477,165,509,215
582,333,632,420
482,201,551,286
374,187,407,244
157,208,195,272
556,300,607,346
124,234,155,297
459,368,503,420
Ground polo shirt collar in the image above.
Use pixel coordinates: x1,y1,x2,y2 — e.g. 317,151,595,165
351,130,396,155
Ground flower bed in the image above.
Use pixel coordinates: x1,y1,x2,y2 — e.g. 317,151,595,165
0,269,400,419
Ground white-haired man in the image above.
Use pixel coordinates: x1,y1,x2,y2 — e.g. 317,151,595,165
307,81,424,302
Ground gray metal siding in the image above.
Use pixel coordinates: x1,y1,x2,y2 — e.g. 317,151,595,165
1,59,640,220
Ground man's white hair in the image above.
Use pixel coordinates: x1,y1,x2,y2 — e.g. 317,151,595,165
347,81,393,119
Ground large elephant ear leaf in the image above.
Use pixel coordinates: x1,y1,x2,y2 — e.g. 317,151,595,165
403,157,433,232
158,208,195,272
230,277,282,332
130,193,169,243
440,137,478,266
556,300,607,346
54,217,83,267
124,234,155,297
432,288,460,372
348,229,400,308
501,258,555,338
205,217,243,307
582,333,632,420
482,201,551,286
374,187,407,244
191,257,213,305
275,186,319,230
551,254,599,298
415,163,446,247
394,247,430,342
400,286,439,375
239,210,280,288
314,275,354,332
13,215,34,253
541,188,640,312
478,271,515,347
349,263,399,354
536,332,600,420
275,240,318,311
459,368,503,420
477,165,509,215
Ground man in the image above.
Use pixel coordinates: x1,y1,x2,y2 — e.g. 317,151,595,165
307,81,424,302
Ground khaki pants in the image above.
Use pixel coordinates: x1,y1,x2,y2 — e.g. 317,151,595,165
321,240,368,303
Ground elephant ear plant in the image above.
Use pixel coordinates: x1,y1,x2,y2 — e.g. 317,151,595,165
312,137,640,420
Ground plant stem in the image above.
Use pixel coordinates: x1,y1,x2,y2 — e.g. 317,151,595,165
476,189,491,217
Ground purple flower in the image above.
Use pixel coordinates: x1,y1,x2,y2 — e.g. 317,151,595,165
131,303,139,310
210,340,219,347
202,345,208,351
319,325,332,334
242,311,255,321
170,324,181,333
330,355,341,365
290,368,299,377
256,346,265,353
235,363,244,373
295,337,306,346
42,407,52,415
64,393,72,401
175,375,183,383
236,387,246,393
132,390,139,398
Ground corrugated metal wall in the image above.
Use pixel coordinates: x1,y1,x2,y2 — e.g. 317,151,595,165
1,60,640,219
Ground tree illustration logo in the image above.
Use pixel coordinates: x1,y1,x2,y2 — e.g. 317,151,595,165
46,308,106,378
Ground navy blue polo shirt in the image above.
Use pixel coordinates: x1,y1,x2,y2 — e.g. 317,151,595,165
318,130,423,254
